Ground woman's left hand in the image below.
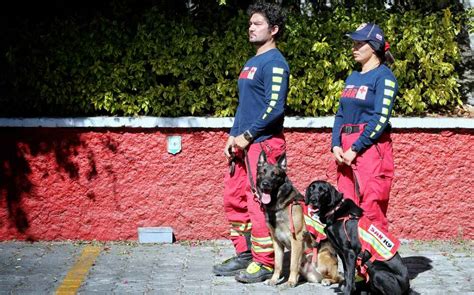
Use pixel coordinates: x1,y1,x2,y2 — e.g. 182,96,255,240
342,149,357,165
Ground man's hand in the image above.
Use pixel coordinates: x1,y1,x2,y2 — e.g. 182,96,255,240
233,134,250,150
224,136,235,161
332,146,344,165
342,148,357,166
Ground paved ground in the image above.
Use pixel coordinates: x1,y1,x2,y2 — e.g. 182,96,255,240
0,240,472,294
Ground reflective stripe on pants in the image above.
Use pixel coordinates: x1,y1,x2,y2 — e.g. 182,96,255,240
223,134,286,267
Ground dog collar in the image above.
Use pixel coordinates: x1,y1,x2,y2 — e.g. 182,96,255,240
324,199,344,219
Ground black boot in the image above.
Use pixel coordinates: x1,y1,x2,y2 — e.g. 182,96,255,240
234,261,273,283
213,251,252,276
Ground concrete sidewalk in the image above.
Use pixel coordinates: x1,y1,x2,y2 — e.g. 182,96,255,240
0,240,472,294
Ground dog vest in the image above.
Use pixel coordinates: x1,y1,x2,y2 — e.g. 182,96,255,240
304,204,328,263
352,216,400,282
303,205,327,242
288,202,326,241
357,216,400,261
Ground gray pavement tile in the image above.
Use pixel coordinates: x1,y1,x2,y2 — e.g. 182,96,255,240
184,289,215,295
113,282,148,292
154,271,185,279
147,287,180,294
7,291,42,295
78,292,114,295
211,289,251,295
0,240,472,294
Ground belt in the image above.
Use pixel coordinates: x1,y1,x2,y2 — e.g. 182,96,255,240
342,125,360,134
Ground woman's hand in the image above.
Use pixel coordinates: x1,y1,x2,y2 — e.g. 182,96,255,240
332,146,344,165
342,148,357,166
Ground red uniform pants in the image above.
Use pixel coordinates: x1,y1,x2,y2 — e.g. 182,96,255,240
337,124,394,231
223,134,286,268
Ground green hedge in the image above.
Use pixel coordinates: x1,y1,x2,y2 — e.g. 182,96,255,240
0,6,467,117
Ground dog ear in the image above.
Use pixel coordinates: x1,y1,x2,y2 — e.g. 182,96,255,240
327,183,342,207
258,150,267,167
333,188,343,204
277,153,287,171
341,196,364,217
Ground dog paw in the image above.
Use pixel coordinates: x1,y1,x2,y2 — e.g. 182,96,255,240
321,278,332,286
265,279,278,286
287,280,297,288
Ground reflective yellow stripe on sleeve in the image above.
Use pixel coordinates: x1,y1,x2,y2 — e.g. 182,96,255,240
384,89,394,97
384,79,395,88
273,67,284,75
262,67,285,120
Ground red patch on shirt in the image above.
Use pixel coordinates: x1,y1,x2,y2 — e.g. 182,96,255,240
341,85,368,100
239,67,257,80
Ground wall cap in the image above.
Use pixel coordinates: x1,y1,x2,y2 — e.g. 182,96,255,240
0,117,472,129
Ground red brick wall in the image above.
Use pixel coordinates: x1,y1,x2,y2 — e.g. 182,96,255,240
0,127,472,241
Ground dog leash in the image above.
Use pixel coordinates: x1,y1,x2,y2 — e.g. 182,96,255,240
351,168,363,203
243,147,262,204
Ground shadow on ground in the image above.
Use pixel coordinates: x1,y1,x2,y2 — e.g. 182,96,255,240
402,256,433,280
404,256,433,295
274,252,433,294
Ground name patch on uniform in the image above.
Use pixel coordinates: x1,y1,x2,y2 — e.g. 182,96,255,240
239,66,257,80
341,85,368,100
356,86,368,100
368,224,395,250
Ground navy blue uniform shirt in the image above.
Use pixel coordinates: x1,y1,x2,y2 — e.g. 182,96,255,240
332,64,398,152
230,48,289,143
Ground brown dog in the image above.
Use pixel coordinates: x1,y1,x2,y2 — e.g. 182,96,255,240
256,151,342,287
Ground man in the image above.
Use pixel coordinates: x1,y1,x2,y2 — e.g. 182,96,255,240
212,2,289,284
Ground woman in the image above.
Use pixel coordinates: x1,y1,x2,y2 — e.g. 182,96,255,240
331,23,398,231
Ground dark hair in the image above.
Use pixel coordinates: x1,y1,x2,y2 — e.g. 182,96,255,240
247,2,286,41
369,41,395,64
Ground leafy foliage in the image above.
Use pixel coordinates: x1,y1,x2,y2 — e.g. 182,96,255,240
0,5,466,117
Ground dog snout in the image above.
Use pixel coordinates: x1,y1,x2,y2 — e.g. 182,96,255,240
306,194,321,209
307,195,319,207
259,179,272,191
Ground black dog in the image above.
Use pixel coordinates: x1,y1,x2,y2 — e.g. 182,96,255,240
305,180,410,295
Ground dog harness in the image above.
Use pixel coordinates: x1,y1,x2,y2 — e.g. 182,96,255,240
341,215,400,282
288,202,327,263
357,215,400,261
288,202,326,241
303,205,327,242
